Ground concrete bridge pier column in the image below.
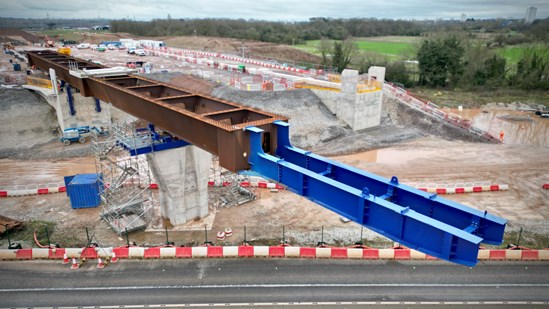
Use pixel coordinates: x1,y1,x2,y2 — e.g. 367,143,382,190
146,146,212,226
338,67,386,131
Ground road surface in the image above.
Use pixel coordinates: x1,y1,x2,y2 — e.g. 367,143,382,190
0,259,548,308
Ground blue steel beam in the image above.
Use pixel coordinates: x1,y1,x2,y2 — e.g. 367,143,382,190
245,122,507,267
66,85,76,115
94,98,102,112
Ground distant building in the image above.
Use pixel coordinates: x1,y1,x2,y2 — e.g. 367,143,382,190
460,13,467,22
524,7,537,24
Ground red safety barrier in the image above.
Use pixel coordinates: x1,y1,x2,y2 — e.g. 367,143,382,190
417,188,427,192
426,254,439,260
473,186,483,193
362,249,379,259
207,246,223,258
16,249,32,260
238,245,254,257
489,249,506,260
331,247,348,259
543,184,549,190
49,248,66,259
0,191,7,197
455,188,465,194
149,183,158,189
436,188,447,195
240,181,250,187
300,247,316,258
269,246,285,257
37,188,49,194
521,250,539,261
81,247,98,259
258,182,267,188
394,249,411,260
144,247,161,259
175,247,192,258
113,247,129,258
490,185,500,191
58,186,66,193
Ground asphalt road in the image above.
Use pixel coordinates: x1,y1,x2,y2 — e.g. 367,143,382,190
0,259,548,308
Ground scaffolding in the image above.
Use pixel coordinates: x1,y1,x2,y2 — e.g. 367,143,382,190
209,155,255,208
91,123,156,235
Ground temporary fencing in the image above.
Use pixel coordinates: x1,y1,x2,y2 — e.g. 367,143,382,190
384,83,500,143
0,182,66,197
406,181,509,194
1,245,547,262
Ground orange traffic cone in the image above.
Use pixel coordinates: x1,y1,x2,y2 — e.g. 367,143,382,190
111,252,119,263
62,253,69,265
70,258,79,270
96,258,105,269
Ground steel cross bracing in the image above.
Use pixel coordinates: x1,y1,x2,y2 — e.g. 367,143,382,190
246,122,507,267
26,50,507,266
26,50,288,172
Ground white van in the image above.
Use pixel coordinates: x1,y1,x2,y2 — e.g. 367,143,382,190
77,43,91,49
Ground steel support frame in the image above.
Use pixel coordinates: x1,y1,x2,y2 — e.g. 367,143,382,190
94,98,101,112
26,50,287,171
66,85,76,116
246,121,507,266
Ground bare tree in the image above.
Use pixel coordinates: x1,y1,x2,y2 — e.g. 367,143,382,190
318,37,332,68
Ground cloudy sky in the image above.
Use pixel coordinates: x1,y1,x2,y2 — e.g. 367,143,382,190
1,0,548,21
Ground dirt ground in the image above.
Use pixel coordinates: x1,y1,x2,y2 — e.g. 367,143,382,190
1,134,548,249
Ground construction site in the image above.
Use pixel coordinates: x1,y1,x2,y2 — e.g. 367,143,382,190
0,29,548,263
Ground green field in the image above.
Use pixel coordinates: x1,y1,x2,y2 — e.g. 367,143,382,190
496,45,526,65
294,36,418,59
40,29,108,41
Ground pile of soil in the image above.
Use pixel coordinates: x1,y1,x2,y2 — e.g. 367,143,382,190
163,36,321,66
0,88,58,158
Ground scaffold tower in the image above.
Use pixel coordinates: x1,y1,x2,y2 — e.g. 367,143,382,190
91,123,156,235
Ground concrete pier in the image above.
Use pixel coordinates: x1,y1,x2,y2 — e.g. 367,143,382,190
147,146,211,226
312,67,385,131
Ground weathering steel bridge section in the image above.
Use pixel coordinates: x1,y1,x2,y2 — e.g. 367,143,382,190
26,50,507,267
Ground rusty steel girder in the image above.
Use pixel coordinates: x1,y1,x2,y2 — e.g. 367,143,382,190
26,50,288,171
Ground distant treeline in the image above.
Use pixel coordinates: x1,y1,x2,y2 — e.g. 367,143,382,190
110,18,420,43
0,18,109,30
109,17,549,44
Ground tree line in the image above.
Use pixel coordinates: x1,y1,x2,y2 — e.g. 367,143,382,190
109,17,549,45
109,17,423,44
415,35,549,90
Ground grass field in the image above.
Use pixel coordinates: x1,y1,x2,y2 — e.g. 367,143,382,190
40,29,107,41
496,45,528,65
294,36,418,59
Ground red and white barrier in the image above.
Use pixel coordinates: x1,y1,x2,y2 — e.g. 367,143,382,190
0,184,66,197
408,182,509,195
0,179,285,198
2,246,547,262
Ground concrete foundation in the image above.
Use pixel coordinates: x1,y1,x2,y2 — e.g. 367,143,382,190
312,67,385,131
147,146,212,226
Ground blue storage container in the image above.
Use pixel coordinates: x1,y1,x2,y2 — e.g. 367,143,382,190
13,63,21,71
67,174,101,209
63,175,76,197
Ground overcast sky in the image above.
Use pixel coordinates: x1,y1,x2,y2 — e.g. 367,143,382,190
1,0,548,21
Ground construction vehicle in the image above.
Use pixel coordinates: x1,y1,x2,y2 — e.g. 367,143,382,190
57,47,71,56
61,126,108,146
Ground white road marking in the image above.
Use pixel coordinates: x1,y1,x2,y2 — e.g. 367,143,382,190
3,301,549,309
1,283,549,292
